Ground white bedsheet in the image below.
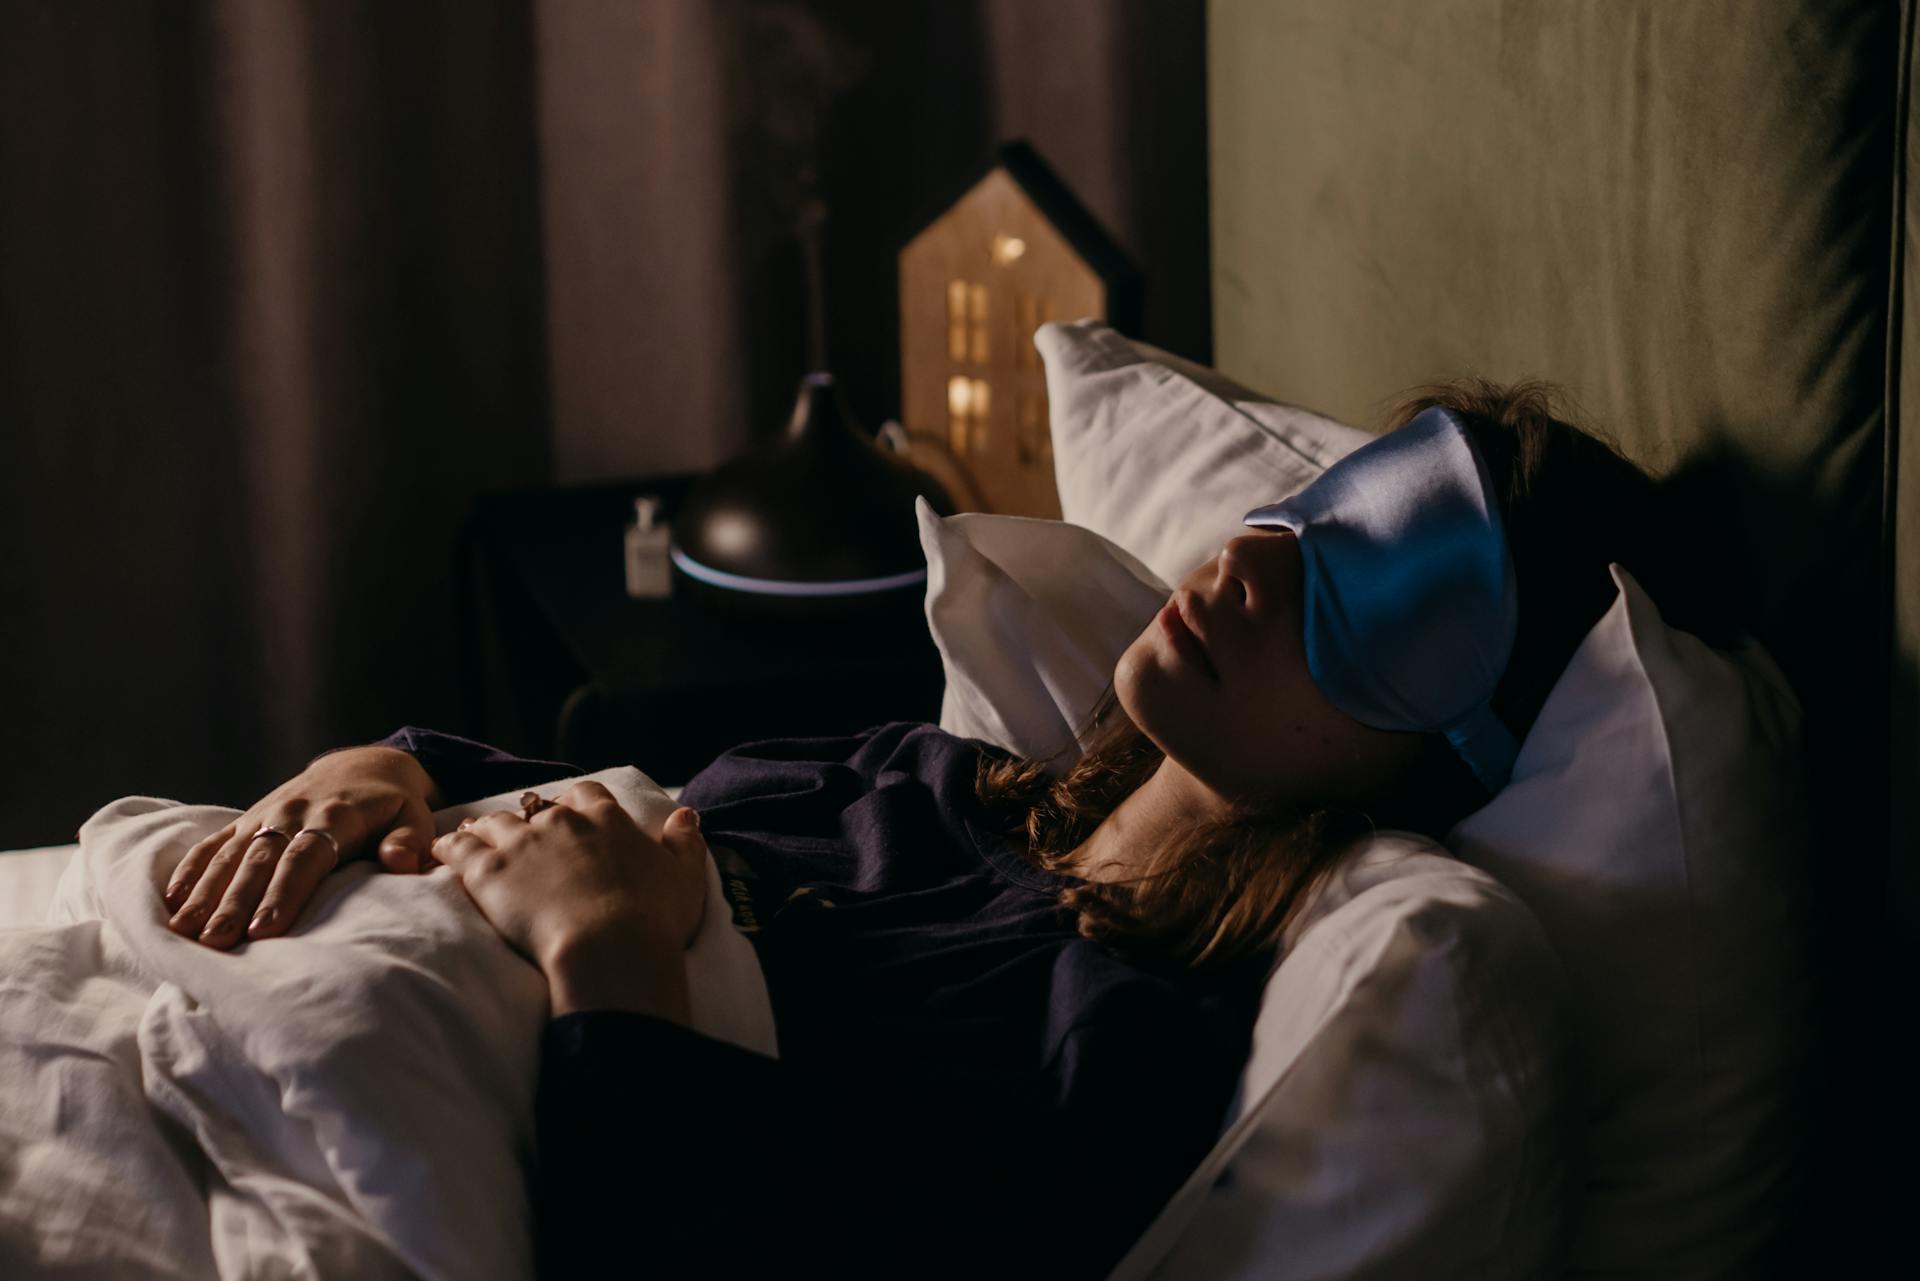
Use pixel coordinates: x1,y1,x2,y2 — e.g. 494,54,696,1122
0,843,78,928
0,771,757,1279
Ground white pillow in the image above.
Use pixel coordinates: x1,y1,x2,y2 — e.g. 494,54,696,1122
1037,318,1373,587
915,500,1168,768
1119,835,1577,1281
1445,565,1820,1277
916,505,1577,1279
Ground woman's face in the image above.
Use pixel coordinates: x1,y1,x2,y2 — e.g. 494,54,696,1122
1114,529,1428,812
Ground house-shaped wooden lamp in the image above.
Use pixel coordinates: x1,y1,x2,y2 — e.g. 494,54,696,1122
897,141,1141,518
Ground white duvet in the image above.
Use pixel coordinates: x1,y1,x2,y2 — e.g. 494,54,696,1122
0,768,776,1280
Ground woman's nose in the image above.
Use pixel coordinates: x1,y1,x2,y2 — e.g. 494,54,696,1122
1216,537,1259,610
1219,530,1294,615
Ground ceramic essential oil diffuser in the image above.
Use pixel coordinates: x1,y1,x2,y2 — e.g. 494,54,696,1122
668,372,957,642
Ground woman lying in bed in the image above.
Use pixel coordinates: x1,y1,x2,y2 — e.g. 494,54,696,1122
156,378,1721,1280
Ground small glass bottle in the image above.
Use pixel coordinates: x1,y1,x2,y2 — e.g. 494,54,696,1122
624,495,672,598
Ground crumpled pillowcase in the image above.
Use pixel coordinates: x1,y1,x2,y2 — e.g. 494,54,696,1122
1443,566,1821,1277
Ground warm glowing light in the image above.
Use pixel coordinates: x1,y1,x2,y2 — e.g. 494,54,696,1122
947,279,969,361
948,375,972,418
992,233,1027,264
706,509,759,557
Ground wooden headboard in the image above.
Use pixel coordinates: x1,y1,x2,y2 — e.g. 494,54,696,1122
1205,0,1914,1262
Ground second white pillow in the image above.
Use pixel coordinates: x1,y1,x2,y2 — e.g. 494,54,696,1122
915,496,1167,771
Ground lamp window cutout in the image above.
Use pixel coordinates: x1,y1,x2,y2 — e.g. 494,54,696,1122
946,279,968,362
992,232,1027,264
947,279,993,365
948,375,991,457
968,283,989,363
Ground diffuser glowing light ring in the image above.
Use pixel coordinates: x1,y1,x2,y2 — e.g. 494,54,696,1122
670,545,928,597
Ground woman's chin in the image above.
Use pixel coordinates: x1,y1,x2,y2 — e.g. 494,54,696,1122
1114,648,1190,735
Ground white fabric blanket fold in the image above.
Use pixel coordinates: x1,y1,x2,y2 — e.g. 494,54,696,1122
0,767,775,1280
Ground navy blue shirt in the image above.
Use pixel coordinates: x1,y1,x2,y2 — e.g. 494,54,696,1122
380,721,1271,1279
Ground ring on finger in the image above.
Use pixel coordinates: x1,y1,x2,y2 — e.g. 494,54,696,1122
252,824,291,844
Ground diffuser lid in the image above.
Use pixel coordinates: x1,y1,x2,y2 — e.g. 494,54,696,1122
669,373,956,598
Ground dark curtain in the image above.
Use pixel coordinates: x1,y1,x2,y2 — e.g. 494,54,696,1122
0,0,1210,848
0,1,550,847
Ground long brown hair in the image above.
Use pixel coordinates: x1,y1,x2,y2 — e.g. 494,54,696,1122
976,376,1727,981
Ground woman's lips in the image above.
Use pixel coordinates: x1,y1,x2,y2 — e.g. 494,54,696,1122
1158,597,1219,681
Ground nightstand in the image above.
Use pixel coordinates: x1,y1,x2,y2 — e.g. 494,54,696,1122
459,476,947,787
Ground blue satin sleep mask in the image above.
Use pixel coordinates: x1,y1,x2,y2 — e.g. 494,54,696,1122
1241,405,1521,794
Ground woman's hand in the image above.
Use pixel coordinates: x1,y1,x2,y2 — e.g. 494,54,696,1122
431,780,708,1020
163,745,441,949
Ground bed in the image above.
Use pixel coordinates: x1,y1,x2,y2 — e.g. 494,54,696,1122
2,1,1910,1276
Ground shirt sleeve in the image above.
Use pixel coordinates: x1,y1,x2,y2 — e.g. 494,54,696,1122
531,997,1247,1281
673,720,974,841
373,726,585,807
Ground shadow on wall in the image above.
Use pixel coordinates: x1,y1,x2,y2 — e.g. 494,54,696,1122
1653,426,1892,1264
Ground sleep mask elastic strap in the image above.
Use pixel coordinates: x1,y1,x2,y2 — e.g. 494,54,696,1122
1241,406,1521,794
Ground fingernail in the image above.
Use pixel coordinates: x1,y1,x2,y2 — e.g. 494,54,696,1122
172,906,206,932
249,908,275,934
684,808,700,829
201,916,235,942
163,882,186,909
